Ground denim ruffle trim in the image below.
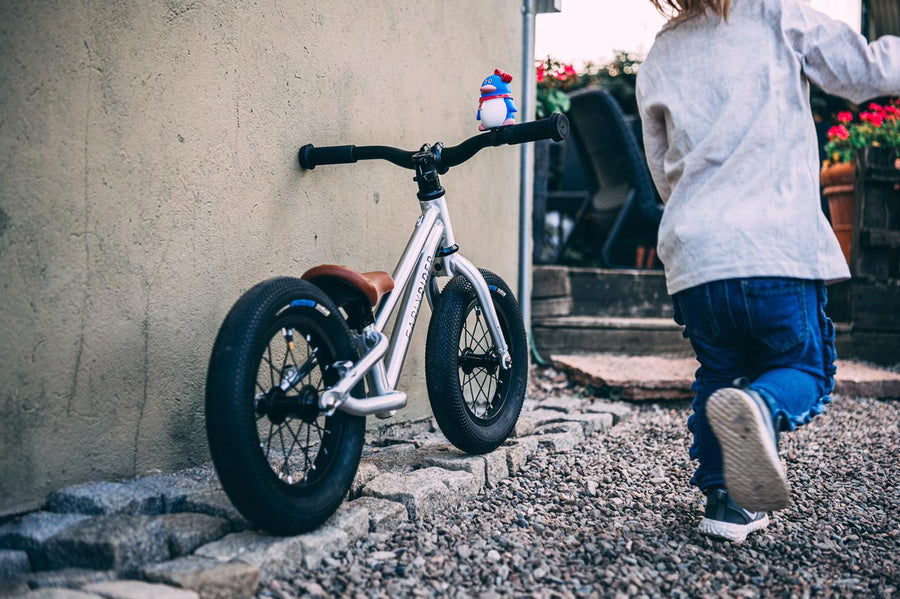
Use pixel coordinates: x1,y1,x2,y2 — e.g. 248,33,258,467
770,282,837,432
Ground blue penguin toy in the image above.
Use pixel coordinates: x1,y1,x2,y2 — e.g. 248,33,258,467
477,69,517,130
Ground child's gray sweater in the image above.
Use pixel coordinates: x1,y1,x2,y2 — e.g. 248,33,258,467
636,0,900,294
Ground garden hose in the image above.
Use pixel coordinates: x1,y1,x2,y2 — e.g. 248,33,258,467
529,324,551,367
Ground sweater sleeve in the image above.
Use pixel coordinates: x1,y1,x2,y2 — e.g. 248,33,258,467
782,0,900,103
636,73,672,203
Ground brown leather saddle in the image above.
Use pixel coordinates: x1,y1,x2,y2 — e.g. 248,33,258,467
301,264,394,308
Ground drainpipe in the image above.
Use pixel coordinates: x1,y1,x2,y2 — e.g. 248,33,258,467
519,0,537,331
520,1,561,366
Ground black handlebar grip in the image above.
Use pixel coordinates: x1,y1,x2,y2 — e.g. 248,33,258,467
298,144,357,169
501,113,570,145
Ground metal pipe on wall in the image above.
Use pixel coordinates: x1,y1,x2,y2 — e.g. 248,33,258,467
519,0,537,329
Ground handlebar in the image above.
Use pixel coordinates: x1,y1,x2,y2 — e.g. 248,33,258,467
298,113,569,171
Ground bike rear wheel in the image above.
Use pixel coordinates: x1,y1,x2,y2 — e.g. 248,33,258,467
425,270,528,454
205,277,365,535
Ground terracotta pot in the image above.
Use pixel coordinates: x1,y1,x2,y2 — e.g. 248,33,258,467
820,161,855,265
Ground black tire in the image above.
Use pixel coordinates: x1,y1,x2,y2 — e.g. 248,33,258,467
425,270,528,454
205,277,365,535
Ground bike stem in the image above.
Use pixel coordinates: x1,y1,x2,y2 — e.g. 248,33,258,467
412,145,512,369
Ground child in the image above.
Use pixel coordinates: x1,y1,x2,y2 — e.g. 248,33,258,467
636,0,899,542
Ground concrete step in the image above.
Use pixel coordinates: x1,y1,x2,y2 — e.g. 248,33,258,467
532,266,671,319
532,316,692,356
532,312,853,358
551,353,900,401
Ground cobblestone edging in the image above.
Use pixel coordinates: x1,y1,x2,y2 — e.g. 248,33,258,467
0,396,631,599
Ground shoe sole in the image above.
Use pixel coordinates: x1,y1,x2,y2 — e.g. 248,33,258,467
697,513,770,543
706,388,790,512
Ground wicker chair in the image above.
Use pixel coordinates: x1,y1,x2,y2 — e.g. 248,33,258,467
564,87,663,268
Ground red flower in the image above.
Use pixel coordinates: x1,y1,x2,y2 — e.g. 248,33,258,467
555,64,577,83
884,105,900,120
536,62,545,84
837,111,853,124
861,111,885,127
868,102,884,113
827,125,850,141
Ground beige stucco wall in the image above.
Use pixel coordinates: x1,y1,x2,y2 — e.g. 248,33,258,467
0,1,524,514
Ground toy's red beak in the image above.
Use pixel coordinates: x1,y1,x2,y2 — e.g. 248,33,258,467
480,84,497,94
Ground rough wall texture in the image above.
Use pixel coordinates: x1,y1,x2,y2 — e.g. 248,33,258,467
0,1,523,514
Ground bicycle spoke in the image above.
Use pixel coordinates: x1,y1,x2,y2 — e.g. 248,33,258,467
264,422,274,460
279,338,290,374
253,318,339,488
473,371,489,406
474,319,491,352
306,424,312,468
266,345,276,388
277,425,289,478
472,312,486,352
282,423,301,483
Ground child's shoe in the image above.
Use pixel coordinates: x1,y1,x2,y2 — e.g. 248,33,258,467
697,487,769,542
706,387,790,512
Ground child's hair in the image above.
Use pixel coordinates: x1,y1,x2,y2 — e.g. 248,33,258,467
650,0,731,20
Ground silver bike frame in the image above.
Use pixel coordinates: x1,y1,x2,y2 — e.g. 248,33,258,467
319,195,511,418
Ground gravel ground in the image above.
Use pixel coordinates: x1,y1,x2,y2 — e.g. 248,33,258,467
261,370,900,599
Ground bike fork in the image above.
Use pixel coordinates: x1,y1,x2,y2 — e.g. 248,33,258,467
444,253,512,370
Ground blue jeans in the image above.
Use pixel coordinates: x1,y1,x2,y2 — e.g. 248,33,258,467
673,278,837,492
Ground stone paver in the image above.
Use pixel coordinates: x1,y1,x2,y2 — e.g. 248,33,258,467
295,526,349,569
512,408,569,438
325,503,370,544
553,354,900,400
140,556,259,599
533,421,586,452
15,590,103,599
42,515,169,576
154,514,230,558
483,449,510,487
832,360,900,398
83,580,199,599
43,483,163,517
0,548,31,578
0,513,92,561
504,436,541,475
583,400,634,424
172,491,248,532
129,474,218,514
360,443,425,474
440,468,482,504
422,452,487,490
194,531,304,584
362,467,478,521
552,354,695,401
345,497,408,533
348,462,381,499
24,568,116,590
538,396,586,413
424,447,510,489
557,411,615,436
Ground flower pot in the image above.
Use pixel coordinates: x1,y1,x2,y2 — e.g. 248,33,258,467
820,161,855,265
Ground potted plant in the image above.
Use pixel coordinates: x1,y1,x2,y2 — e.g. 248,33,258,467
821,99,900,264
535,58,577,118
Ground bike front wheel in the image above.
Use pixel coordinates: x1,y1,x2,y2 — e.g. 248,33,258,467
425,270,528,454
205,277,365,535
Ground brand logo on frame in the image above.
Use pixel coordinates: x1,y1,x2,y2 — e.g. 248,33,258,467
404,254,434,339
